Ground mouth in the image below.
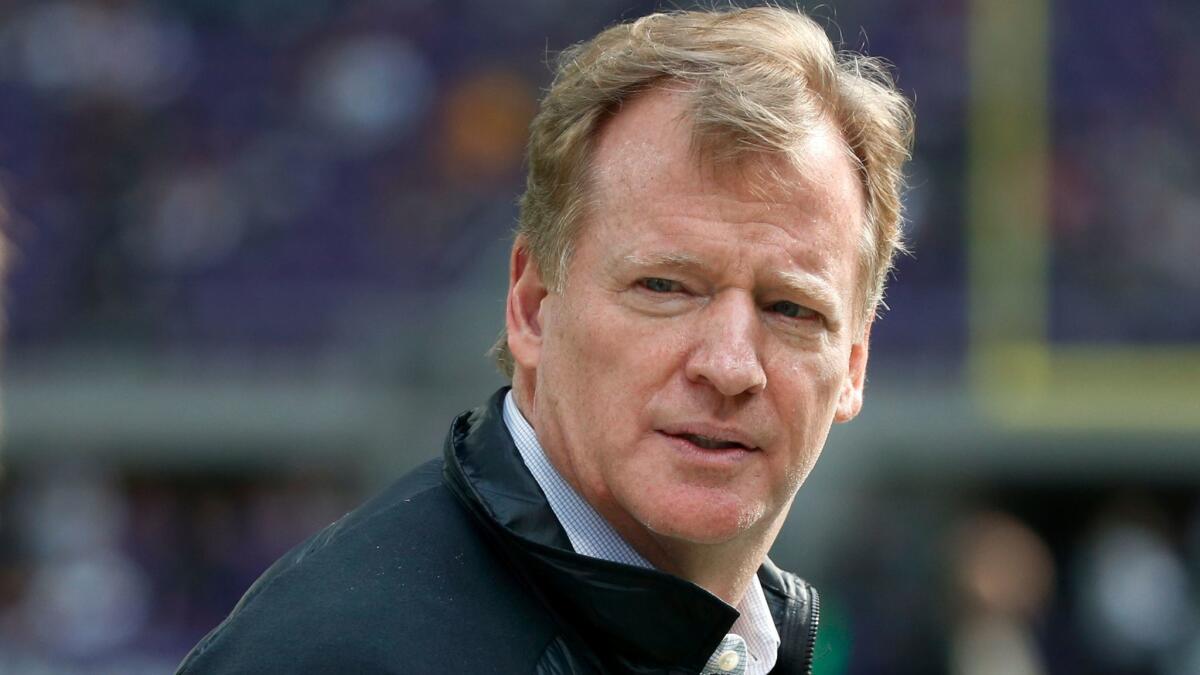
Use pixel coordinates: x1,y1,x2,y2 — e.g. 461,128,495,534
672,433,750,451
656,425,760,456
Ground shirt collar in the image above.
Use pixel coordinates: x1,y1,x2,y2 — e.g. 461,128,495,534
502,391,781,674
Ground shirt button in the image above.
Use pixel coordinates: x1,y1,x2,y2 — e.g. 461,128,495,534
716,649,740,671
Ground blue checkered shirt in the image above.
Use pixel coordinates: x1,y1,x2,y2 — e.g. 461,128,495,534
503,392,780,675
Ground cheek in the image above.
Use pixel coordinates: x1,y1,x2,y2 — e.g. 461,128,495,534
539,294,646,420
551,300,624,380
767,348,849,470
775,345,847,408
559,292,686,379
770,387,833,491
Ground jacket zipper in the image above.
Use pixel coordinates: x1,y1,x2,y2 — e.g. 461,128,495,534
804,586,820,675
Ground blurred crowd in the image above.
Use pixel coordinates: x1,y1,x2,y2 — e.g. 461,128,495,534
814,487,1200,675
1048,0,1200,343
0,0,1197,673
1,0,555,356
1051,0,1200,341
0,464,355,674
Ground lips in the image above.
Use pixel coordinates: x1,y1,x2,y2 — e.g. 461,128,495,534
657,424,760,453
676,433,748,451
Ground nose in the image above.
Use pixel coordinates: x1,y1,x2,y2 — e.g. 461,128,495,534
684,292,767,397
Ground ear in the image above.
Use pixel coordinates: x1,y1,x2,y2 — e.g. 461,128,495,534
505,237,550,370
834,320,872,423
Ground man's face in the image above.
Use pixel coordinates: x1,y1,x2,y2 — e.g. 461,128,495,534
509,87,870,549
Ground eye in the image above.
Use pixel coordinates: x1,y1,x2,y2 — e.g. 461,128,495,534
639,277,683,293
767,300,819,321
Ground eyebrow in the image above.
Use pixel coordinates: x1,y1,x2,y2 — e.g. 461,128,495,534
620,251,707,270
776,269,843,325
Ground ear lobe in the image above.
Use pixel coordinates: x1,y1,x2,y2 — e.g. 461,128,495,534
834,321,872,424
505,238,550,370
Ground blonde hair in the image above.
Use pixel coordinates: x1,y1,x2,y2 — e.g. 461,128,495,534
494,6,913,376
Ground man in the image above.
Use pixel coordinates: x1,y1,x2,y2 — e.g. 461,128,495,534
179,6,912,674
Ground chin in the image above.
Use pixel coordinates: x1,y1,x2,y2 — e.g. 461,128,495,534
634,489,768,546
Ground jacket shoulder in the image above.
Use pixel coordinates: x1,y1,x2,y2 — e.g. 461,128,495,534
178,459,558,674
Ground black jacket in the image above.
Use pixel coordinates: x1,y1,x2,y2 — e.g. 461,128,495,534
177,389,819,674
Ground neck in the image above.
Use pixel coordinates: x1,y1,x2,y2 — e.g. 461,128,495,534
511,372,535,421
603,499,788,605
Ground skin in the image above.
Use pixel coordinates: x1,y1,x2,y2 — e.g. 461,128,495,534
506,86,871,605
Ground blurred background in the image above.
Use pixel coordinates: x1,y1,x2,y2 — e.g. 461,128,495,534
0,0,1196,673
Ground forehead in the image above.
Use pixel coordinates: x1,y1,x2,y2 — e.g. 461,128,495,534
583,87,866,275
587,86,865,239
